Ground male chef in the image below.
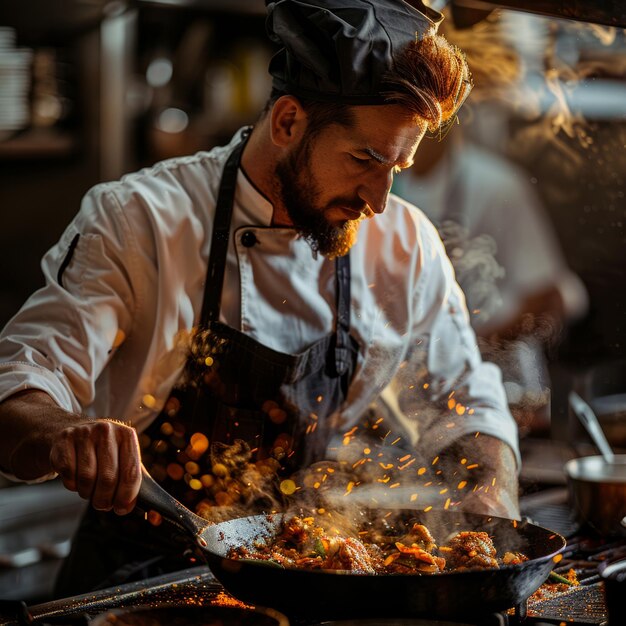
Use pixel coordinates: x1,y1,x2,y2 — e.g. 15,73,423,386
0,0,520,594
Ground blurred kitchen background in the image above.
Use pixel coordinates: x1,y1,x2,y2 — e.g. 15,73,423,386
0,0,624,603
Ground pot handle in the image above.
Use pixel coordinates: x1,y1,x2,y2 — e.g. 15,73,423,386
569,391,615,464
138,464,208,540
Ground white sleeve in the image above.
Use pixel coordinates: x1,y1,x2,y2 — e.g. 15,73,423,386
473,166,587,322
0,185,140,413
388,220,520,466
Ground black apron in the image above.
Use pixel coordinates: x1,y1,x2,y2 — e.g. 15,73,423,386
55,132,359,597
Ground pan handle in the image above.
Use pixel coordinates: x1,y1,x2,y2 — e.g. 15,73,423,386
138,464,208,540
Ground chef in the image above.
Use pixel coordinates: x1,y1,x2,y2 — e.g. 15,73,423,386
0,0,520,595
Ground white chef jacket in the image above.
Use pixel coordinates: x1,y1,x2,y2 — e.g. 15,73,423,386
0,129,520,478
393,142,588,330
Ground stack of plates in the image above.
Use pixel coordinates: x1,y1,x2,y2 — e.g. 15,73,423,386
0,27,33,141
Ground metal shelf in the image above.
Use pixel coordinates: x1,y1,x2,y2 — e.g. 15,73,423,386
0,129,78,160
137,0,266,15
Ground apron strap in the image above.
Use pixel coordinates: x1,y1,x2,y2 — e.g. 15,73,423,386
332,253,352,376
201,130,250,324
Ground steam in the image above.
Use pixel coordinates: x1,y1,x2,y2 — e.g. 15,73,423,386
437,220,504,325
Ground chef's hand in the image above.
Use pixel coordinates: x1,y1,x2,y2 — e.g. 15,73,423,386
440,434,521,520
0,389,141,515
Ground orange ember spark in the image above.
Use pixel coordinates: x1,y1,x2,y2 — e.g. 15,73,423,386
160,422,174,436
431,456,439,465
142,394,157,409
417,467,426,475
466,464,479,470
166,463,184,481
424,506,433,512
457,481,467,489
553,554,563,564
212,592,253,609
146,510,162,526
280,479,297,495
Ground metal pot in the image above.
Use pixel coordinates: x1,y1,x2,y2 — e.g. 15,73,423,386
564,454,626,536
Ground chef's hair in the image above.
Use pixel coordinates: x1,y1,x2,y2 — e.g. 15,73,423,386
261,32,471,138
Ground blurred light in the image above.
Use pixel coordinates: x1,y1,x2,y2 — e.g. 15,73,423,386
146,58,173,88
156,107,189,133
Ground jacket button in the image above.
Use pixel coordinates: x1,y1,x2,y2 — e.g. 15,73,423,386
241,230,258,248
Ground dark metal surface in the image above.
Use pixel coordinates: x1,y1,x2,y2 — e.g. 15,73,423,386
200,509,566,621
452,0,626,28
20,567,220,625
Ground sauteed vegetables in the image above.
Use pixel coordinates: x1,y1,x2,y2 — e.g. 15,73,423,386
229,515,527,574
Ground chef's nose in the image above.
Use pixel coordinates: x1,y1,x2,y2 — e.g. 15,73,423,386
358,169,393,215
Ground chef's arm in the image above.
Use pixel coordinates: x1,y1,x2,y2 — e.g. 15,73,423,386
0,389,141,515
438,433,520,520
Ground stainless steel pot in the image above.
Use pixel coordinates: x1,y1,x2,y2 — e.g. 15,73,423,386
564,454,626,536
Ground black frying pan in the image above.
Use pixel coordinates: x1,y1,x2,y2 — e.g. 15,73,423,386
138,468,566,620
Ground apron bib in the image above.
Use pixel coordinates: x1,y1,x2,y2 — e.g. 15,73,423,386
55,132,359,596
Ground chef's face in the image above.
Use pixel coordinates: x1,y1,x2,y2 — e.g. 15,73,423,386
275,104,425,258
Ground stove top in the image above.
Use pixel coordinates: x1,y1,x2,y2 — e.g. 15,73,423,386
0,490,619,626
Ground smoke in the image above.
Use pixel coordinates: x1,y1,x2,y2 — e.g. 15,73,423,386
438,220,504,325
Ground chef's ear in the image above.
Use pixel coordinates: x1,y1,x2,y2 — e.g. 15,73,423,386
270,95,307,147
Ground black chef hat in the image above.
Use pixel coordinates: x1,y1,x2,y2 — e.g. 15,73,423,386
265,0,444,104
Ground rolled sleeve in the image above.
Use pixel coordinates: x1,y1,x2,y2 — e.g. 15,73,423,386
395,220,521,467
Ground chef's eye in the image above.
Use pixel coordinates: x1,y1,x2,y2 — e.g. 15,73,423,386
350,154,370,164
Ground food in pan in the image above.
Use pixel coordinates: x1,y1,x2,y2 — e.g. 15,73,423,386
229,514,526,574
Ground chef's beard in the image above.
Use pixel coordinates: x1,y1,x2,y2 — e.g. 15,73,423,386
275,137,362,259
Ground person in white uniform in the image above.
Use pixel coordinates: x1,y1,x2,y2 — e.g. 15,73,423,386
0,0,520,594
393,123,588,434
